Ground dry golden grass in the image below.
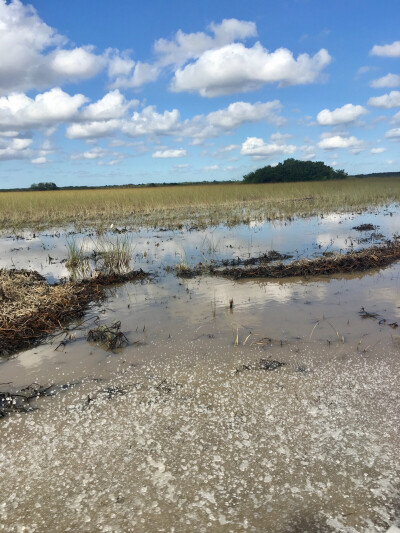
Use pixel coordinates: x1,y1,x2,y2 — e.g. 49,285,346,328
1,177,400,231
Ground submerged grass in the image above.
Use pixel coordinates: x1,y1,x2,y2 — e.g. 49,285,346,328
1,177,400,231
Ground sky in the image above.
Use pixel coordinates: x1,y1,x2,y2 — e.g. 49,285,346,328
0,0,399,188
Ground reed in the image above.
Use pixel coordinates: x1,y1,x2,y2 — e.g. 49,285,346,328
1,177,399,231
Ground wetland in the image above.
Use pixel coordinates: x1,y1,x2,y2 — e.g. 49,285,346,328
1,179,400,532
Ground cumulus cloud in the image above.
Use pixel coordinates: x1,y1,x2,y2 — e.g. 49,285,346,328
370,41,400,57
66,120,121,139
370,73,400,89
371,147,386,153
152,148,187,158
171,43,331,97
154,19,257,67
0,0,105,94
368,91,400,108
68,99,282,142
318,134,364,151
207,100,285,129
385,128,400,140
0,136,33,160
0,88,87,131
49,47,104,79
240,136,296,158
122,106,180,138
317,103,367,125
81,90,137,121
109,18,257,89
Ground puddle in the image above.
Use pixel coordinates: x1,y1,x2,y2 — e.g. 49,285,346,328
1,205,400,531
0,205,399,283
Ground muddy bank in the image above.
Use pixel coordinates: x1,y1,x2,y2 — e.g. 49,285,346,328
177,242,400,279
0,268,148,357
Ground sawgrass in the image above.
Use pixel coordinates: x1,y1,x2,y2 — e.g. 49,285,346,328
1,177,400,231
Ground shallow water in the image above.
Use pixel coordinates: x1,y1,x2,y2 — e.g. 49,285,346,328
1,207,400,532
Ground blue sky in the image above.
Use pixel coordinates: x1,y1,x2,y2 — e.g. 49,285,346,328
0,0,399,188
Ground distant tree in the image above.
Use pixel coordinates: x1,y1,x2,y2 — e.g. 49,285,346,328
30,182,58,191
243,159,348,184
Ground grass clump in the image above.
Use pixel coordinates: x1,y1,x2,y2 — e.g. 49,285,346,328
66,235,133,279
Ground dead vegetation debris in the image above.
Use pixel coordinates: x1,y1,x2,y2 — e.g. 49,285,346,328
221,250,293,267
0,268,148,357
236,359,286,374
353,223,376,231
0,382,76,417
177,242,400,280
359,307,398,329
87,321,129,351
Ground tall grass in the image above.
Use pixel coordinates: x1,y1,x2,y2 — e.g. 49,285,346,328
65,235,133,278
1,177,400,231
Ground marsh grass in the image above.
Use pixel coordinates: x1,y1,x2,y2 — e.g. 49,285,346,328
93,235,132,275
66,234,133,278
65,237,88,269
1,177,400,232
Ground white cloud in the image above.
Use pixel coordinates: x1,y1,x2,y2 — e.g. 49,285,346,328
218,144,240,152
152,148,187,158
203,164,219,170
371,147,386,153
109,18,257,89
0,136,33,160
0,0,104,93
317,103,367,125
107,50,135,78
110,62,161,90
370,73,400,89
122,106,180,137
154,19,257,67
66,120,121,139
49,47,104,79
0,88,87,131
206,100,285,129
12,138,32,150
240,136,296,158
299,144,316,160
318,134,364,151
171,43,331,97
31,156,47,164
391,111,400,124
368,91,400,108
81,90,136,121
385,128,400,140
370,41,400,57
71,147,108,160
270,132,292,141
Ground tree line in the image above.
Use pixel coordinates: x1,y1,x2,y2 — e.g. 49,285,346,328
243,159,347,183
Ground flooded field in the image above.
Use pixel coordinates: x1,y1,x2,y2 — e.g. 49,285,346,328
1,205,400,532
